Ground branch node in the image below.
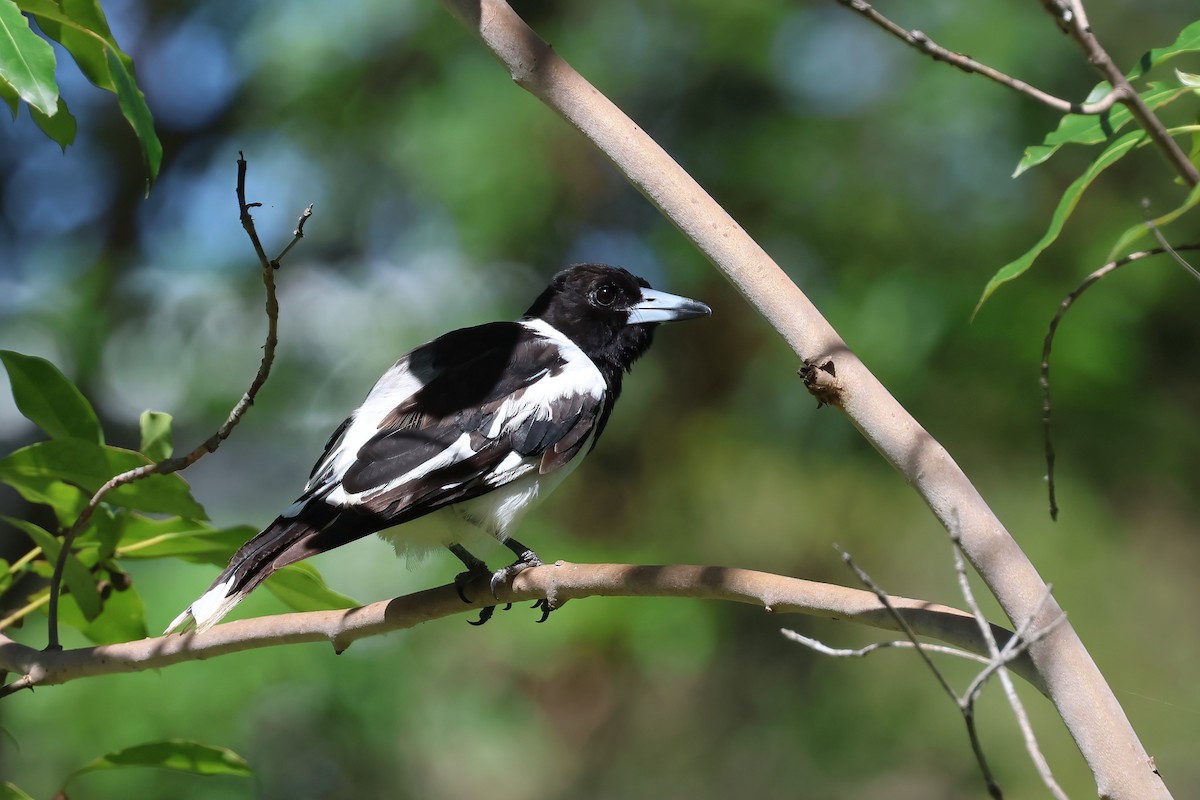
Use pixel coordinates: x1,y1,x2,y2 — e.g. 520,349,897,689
799,358,840,408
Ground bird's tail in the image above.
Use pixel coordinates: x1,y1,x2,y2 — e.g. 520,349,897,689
165,510,349,634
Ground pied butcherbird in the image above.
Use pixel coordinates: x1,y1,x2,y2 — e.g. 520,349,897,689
166,263,711,633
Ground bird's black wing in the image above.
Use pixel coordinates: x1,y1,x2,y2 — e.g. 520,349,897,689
309,321,606,525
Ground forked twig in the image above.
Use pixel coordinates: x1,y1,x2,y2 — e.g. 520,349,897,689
798,546,1067,799
950,538,1068,800
45,155,313,650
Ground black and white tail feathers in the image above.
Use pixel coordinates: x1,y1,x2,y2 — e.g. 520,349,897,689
165,510,370,633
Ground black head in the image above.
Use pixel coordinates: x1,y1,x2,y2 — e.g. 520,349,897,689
523,263,711,381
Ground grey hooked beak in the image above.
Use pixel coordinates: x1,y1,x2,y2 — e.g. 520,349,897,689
627,288,712,325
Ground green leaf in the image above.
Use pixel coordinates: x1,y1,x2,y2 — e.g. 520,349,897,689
0,0,58,115
139,410,173,461
65,740,253,787
18,0,160,187
978,130,1146,313
3,515,101,620
1015,20,1200,175
1105,183,1200,261
27,479,88,528
57,581,147,643
1127,18,1200,83
29,91,74,149
117,520,252,564
1014,83,1185,177
265,562,359,613
1,781,35,800
105,45,159,189
76,504,121,561
0,350,102,443
0,559,11,594
0,439,207,519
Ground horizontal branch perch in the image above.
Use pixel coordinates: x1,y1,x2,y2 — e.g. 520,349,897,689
0,562,1040,695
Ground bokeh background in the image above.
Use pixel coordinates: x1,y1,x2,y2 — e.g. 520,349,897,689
2,1,1199,797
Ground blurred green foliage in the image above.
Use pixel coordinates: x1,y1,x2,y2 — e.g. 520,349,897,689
2,1,1200,798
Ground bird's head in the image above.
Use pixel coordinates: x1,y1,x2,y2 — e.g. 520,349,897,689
524,263,711,373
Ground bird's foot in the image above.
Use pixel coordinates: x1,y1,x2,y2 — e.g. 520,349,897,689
490,549,557,623
489,548,543,598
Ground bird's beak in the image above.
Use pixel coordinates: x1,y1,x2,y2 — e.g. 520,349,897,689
627,288,712,325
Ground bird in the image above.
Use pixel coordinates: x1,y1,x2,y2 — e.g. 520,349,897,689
166,263,711,633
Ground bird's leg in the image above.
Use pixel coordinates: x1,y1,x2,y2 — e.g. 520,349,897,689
493,538,555,623
447,543,507,626
448,543,489,602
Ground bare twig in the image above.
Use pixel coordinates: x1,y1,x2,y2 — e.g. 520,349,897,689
781,628,991,666
273,204,314,267
1041,0,1200,186
1042,244,1200,519
836,547,1001,798
45,155,311,650
835,0,1118,115
836,548,959,700
0,561,1041,697
951,539,1069,800
1142,201,1200,282
812,543,1067,798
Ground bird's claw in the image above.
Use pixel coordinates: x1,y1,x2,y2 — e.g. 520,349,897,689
489,549,543,598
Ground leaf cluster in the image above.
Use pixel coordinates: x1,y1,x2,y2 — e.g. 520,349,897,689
0,0,159,188
0,350,360,793
978,19,1200,310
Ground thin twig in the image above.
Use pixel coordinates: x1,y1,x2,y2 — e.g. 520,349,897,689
836,548,959,699
273,204,314,266
835,547,1002,798
1041,244,1200,520
835,0,1118,114
781,628,991,666
951,539,1069,800
1143,201,1200,282
44,155,310,650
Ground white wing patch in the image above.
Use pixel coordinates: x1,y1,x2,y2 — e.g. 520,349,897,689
513,318,607,413
326,431,477,507
305,357,425,495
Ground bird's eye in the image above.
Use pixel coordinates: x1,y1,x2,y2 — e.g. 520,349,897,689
593,283,618,308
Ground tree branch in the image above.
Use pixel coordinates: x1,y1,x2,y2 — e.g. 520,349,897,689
438,2,1170,796
45,155,310,650
0,562,1041,696
835,0,1119,115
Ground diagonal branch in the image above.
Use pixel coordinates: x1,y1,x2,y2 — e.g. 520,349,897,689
0,562,1039,697
438,3,1170,797
45,155,312,650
